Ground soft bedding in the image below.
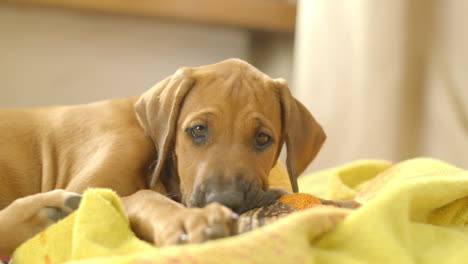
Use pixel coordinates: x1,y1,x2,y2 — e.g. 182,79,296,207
12,158,468,264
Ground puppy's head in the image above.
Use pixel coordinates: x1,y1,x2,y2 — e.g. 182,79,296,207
135,59,325,214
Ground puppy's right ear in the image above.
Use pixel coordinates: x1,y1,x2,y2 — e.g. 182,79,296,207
135,69,194,189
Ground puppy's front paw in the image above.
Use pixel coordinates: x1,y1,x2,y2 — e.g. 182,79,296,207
11,190,82,235
155,202,238,246
0,190,82,255
34,190,82,225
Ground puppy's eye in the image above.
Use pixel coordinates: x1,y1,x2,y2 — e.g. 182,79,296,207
188,125,207,143
256,132,272,148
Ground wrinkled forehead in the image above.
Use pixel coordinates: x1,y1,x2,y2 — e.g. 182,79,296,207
180,65,281,121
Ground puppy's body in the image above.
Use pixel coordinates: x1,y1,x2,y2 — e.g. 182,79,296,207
0,59,326,255
0,99,165,254
0,98,152,206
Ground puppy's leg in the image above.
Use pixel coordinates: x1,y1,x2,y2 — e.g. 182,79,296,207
0,190,82,256
122,190,238,246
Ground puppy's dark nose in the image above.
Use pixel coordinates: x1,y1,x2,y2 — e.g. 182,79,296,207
205,191,244,213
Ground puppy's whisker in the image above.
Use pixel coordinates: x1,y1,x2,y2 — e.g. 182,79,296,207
147,159,158,171
164,193,178,199
165,151,177,159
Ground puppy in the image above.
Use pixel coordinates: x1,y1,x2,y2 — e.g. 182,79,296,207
0,59,326,254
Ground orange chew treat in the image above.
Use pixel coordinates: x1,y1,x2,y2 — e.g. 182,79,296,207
278,193,322,210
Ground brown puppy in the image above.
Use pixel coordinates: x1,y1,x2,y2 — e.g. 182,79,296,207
0,59,326,255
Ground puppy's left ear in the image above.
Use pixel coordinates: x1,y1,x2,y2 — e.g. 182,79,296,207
135,68,194,189
276,79,326,193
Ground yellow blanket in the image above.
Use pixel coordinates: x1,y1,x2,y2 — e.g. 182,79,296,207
13,158,468,264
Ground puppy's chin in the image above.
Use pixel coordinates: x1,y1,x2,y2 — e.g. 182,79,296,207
240,190,278,213
183,192,202,208
181,197,192,208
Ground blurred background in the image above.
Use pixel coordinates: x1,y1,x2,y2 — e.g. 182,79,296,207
0,0,466,171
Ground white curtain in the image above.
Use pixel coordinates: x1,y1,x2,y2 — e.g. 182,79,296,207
294,0,468,172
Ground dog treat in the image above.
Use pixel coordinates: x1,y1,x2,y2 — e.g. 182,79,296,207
278,193,322,210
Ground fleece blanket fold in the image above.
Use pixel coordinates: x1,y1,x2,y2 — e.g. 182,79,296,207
13,158,468,264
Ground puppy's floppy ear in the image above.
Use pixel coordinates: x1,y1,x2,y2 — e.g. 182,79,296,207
276,79,326,193
135,68,194,189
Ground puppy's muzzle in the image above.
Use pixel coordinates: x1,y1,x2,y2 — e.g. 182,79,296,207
192,177,278,214
205,190,244,214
